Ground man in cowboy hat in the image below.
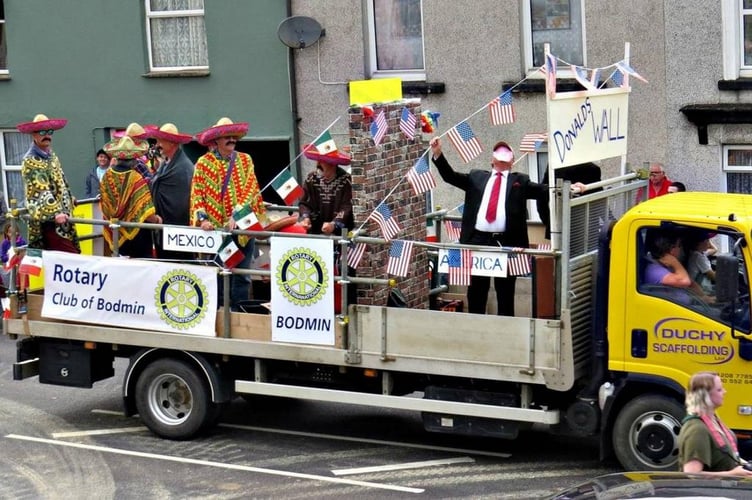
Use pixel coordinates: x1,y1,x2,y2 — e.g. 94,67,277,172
148,123,195,261
100,136,162,258
191,117,266,310
122,122,158,183
17,113,80,253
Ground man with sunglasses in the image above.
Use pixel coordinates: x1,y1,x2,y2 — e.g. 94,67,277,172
636,162,672,202
17,114,80,253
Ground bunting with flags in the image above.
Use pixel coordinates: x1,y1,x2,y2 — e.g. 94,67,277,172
406,155,436,195
616,61,648,83
215,236,245,269
312,130,337,155
543,52,557,99
19,248,43,277
489,90,516,125
271,168,304,205
386,240,414,277
571,65,599,91
507,251,531,277
368,202,401,240
520,132,548,153
346,242,367,269
232,204,265,231
447,121,483,163
443,220,461,242
370,109,388,145
399,107,417,140
447,248,472,286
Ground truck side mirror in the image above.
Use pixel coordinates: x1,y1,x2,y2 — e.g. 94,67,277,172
715,253,739,303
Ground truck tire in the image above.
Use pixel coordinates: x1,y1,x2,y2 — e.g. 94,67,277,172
135,358,212,439
612,394,684,471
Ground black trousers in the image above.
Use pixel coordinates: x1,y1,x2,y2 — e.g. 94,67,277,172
466,230,516,316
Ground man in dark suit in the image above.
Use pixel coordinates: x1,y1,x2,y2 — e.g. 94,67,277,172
430,137,557,316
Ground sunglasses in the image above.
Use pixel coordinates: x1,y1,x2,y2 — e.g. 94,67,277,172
37,129,55,136
648,171,663,176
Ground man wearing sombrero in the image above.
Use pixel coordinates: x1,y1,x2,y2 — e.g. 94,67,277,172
191,117,266,309
17,113,80,253
148,123,194,261
100,136,162,258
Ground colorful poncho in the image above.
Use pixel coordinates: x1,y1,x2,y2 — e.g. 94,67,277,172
21,146,80,251
100,165,156,250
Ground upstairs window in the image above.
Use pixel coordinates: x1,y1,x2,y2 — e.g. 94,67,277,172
0,0,7,73
721,0,752,79
0,130,28,210
523,0,585,73
366,0,425,81
145,0,208,72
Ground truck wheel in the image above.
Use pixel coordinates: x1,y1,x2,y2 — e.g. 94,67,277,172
612,394,684,471
135,358,211,439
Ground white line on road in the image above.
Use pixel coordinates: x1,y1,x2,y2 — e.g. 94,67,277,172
332,456,475,476
51,426,147,438
5,434,424,494
90,409,125,416
219,423,512,459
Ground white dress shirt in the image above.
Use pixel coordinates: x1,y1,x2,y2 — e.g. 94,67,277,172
475,170,507,233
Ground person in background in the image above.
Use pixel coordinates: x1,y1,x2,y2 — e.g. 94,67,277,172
0,222,26,294
678,371,752,476
686,232,717,294
148,123,194,261
85,149,110,198
637,162,672,201
17,113,80,253
668,181,686,193
100,136,162,258
191,117,266,310
121,122,157,183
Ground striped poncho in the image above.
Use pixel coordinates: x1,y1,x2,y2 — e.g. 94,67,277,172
100,165,156,250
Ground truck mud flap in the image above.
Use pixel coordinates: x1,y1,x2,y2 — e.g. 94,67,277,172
422,386,520,439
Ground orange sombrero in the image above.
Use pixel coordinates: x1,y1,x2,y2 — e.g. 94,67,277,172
198,117,248,146
17,113,68,134
149,123,193,144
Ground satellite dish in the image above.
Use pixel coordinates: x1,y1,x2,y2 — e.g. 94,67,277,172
277,16,323,49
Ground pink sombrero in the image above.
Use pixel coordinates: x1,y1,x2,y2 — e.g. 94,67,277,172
149,123,193,144
198,117,248,146
16,114,68,134
302,143,351,166
103,136,150,161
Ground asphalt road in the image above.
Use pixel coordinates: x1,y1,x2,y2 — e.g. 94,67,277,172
0,334,620,499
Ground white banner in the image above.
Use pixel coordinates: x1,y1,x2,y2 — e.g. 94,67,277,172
547,88,630,169
271,237,335,345
42,251,218,336
437,249,508,277
162,226,224,254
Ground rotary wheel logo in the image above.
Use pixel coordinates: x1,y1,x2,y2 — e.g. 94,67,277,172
276,247,328,306
154,270,209,329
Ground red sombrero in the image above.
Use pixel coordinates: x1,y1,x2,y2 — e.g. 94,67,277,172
302,143,351,166
150,123,193,144
198,117,248,146
17,114,68,134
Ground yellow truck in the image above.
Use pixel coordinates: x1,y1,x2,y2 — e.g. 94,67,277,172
6,178,751,472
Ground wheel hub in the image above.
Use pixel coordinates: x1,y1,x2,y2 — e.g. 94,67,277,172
631,412,680,466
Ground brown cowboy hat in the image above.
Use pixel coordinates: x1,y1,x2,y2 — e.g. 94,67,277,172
150,123,193,144
17,114,68,134
302,143,351,166
198,117,248,146
103,136,149,161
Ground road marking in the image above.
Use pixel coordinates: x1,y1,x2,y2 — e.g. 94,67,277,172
219,423,512,458
91,409,125,416
332,456,475,476
51,426,147,438
5,434,424,494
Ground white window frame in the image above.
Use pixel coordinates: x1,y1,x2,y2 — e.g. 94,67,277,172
521,0,586,78
365,0,426,81
722,144,752,193
0,0,7,75
721,0,752,79
144,0,208,73
0,130,26,211
527,149,548,222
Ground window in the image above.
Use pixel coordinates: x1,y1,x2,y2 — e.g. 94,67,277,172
145,0,208,72
365,0,425,81
0,0,7,73
723,145,752,193
522,0,585,73
527,150,548,222
0,130,28,210
721,0,752,79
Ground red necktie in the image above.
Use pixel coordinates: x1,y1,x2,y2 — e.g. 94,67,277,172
485,172,502,222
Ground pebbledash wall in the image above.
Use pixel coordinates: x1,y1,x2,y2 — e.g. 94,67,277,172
348,101,429,309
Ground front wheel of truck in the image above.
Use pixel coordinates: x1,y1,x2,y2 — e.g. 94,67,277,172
612,394,684,471
135,358,211,439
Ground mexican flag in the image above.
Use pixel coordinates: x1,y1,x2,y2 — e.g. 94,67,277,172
19,248,43,276
215,236,245,269
272,169,304,205
232,204,264,231
313,130,337,154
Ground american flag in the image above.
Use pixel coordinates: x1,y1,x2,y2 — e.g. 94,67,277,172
368,202,401,240
611,68,626,88
540,53,557,98
571,65,598,91
370,109,388,145
448,248,472,286
520,132,548,153
399,107,417,140
346,242,367,269
447,121,483,163
489,90,516,126
507,252,531,277
616,61,648,83
406,155,436,195
443,220,461,242
386,240,414,277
